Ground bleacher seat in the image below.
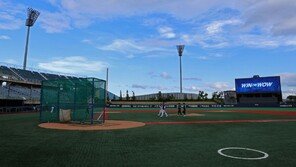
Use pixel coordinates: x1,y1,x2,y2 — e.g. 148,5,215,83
0,66,21,80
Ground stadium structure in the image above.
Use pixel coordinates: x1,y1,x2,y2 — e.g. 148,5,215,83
135,92,199,101
0,63,117,113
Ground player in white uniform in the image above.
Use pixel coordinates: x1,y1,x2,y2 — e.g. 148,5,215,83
158,102,168,118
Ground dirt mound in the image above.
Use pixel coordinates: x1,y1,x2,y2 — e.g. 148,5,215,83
39,120,145,131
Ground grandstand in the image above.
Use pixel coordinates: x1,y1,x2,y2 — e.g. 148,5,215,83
0,64,117,113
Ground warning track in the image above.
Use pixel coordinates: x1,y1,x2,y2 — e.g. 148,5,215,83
145,119,296,125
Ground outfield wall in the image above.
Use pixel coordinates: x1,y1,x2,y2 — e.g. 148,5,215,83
108,103,295,108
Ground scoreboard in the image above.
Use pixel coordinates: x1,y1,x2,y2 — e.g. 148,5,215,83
235,76,281,94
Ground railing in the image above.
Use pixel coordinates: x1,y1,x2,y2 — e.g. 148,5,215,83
0,62,87,78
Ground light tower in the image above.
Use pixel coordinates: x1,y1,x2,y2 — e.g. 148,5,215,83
176,45,185,96
23,8,40,70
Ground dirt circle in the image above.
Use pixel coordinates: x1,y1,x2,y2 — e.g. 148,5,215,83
39,120,145,131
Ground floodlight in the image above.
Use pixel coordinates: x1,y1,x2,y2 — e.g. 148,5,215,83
26,8,40,27
176,45,185,57
23,8,40,70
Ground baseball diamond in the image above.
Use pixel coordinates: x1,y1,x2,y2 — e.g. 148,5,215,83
1,1,296,167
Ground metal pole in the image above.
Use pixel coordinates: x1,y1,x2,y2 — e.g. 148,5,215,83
106,68,109,97
39,82,43,122
73,83,77,120
179,56,182,94
91,78,94,124
23,26,31,70
103,68,109,123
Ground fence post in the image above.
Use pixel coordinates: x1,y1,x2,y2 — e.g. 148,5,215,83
91,78,94,124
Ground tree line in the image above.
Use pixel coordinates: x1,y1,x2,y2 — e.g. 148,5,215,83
108,90,224,102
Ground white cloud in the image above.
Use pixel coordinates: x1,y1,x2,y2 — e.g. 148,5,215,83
160,72,172,79
132,84,147,89
38,56,108,74
0,35,10,40
158,26,176,39
0,2,24,30
98,39,167,54
143,18,168,26
39,11,72,33
81,39,93,44
197,56,208,60
239,35,279,48
184,85,201,92
279,73,296,87
196,53,225,60
184,77,202,81
98,39,144,53
181,34,192,44
56,0,233,19
148,72,172,79
131,84,169,91
3,59,18,64
286,40,296,46
182,34,229,48
205,19,241,35
208,82,230,91
126,54,135,59
282,89,296,99
243,0,296,36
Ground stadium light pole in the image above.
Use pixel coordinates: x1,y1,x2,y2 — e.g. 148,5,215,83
23,8,40,70
176,45,185,96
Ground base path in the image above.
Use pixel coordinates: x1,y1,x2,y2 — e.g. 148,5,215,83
39,120,145,131
146,119,296,125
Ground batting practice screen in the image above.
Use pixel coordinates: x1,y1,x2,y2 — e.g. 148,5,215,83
40,78,106,124
235,76,281,94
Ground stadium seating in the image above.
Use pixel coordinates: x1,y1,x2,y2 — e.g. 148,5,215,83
0,66,21,80
0,85,40,101
11,68,44,83
0,65,81,104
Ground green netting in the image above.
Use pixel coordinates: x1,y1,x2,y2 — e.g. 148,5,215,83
40,78,106,124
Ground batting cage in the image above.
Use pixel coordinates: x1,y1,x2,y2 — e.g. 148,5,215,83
40,78,106,124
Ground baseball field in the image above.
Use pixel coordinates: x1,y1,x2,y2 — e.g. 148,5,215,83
1,107,296,166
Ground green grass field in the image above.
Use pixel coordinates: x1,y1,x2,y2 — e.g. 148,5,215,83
1,108,296,167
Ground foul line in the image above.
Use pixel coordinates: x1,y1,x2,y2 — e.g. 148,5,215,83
145,119,296,125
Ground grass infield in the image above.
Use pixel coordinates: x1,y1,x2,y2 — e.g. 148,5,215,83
1,108,296,167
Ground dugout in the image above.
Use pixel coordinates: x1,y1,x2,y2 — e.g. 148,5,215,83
235,75,282,106
40,78,106,124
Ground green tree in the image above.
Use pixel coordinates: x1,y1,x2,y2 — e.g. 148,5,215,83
126,90,130,100
217,91,223,99
157,91,162,101
198,91,204,100
119,90,122,101
132,91,136,101
212,92,218,100
204,93,208,100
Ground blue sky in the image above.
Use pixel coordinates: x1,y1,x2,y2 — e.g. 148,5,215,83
0,0,296,97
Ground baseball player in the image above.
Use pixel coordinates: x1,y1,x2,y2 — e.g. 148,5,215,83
182,103,186,116
177,103,182,116
158,102,168,118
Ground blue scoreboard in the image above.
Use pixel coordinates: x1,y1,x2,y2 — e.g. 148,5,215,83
235,76,281,94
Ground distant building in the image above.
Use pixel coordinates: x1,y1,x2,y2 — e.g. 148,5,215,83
224,90,237,104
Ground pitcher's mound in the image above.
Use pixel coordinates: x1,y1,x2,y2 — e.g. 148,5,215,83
39,120,145,131
171,113,205,117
